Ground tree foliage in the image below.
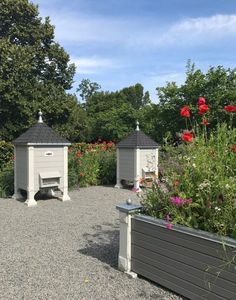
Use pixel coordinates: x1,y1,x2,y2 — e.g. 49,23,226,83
77,79,101,103
0,0,86,141
84,83,151,142
149,63,236,143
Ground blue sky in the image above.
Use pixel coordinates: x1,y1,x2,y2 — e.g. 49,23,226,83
31,0,236,102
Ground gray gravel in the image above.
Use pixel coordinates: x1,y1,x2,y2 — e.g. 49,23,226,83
0,186,183,300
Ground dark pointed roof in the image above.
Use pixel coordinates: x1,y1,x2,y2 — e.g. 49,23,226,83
117,130,158,149
13,123,70,146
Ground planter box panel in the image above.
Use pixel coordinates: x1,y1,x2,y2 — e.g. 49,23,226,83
130,216,236,299
132,234,236,283
132,259,225,300
132,217,235,262
132,230,236,279
132,245,236,299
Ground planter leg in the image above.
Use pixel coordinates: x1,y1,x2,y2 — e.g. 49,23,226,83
116,203,142,277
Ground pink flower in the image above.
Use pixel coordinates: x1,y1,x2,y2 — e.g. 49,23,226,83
170,196,192,206
166,214,172,222
166,223,173,230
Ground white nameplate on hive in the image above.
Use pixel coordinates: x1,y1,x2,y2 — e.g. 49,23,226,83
44,151,54,156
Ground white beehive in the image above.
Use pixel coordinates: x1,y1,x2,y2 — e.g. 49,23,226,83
12,111,71,207
115,121,158,191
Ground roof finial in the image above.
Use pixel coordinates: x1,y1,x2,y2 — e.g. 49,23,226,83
136,120,140,131
38,110,43,123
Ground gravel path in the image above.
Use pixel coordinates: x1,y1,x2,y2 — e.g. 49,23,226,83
0,186,183,300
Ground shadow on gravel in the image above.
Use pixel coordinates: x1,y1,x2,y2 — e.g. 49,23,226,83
78,224,119,269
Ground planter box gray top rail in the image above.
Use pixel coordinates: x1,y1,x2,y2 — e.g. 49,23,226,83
135,215,236,248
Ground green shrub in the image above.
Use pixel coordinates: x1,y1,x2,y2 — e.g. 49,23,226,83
99,150,116,185
141,100,236,238
0,141,14,170
68,141,116,188
0,161,14,198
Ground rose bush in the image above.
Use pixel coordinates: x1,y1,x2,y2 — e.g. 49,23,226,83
141,98,236,238
68,140,116,188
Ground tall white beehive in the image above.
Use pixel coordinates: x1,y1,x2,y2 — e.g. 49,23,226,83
115,121,159,192
12,111,71,207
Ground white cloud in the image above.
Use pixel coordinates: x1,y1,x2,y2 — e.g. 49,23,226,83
71,56,120,74
160,14,236,46
173,14,236,33
40,10,236,48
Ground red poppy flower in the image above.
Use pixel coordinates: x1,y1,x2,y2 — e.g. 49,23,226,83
76,151,82,157
180,105,190,118
173,179,180,187
103,141,107,145
198,104,209,115
182,131,193,142
197,97,206,106
224,105,236,112
231,145,236,153
202,118,210,125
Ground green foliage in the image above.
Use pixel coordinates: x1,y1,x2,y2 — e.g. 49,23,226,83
77,79,101,103
141,100,236,238
119,83,151,110
99,150,116,185
0,161,14,197
68,142,116,188
85,83,151,142
151,63,236,142
0,0,89,142
0,141,14,170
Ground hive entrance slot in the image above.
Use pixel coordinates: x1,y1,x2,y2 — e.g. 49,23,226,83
39,172,61,188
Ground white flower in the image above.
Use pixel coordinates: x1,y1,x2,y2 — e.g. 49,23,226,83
198,179,211,191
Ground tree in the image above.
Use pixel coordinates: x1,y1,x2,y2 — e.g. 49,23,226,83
150,63,236,143
120,83,151,110
77,79,101,104
0,0,83,141
85,83,150,142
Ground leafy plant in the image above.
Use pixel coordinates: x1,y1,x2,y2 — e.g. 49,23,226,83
0,141,14,170
99,150,116,185
141,98,236,238
0,161,14,197
68,141,116,188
